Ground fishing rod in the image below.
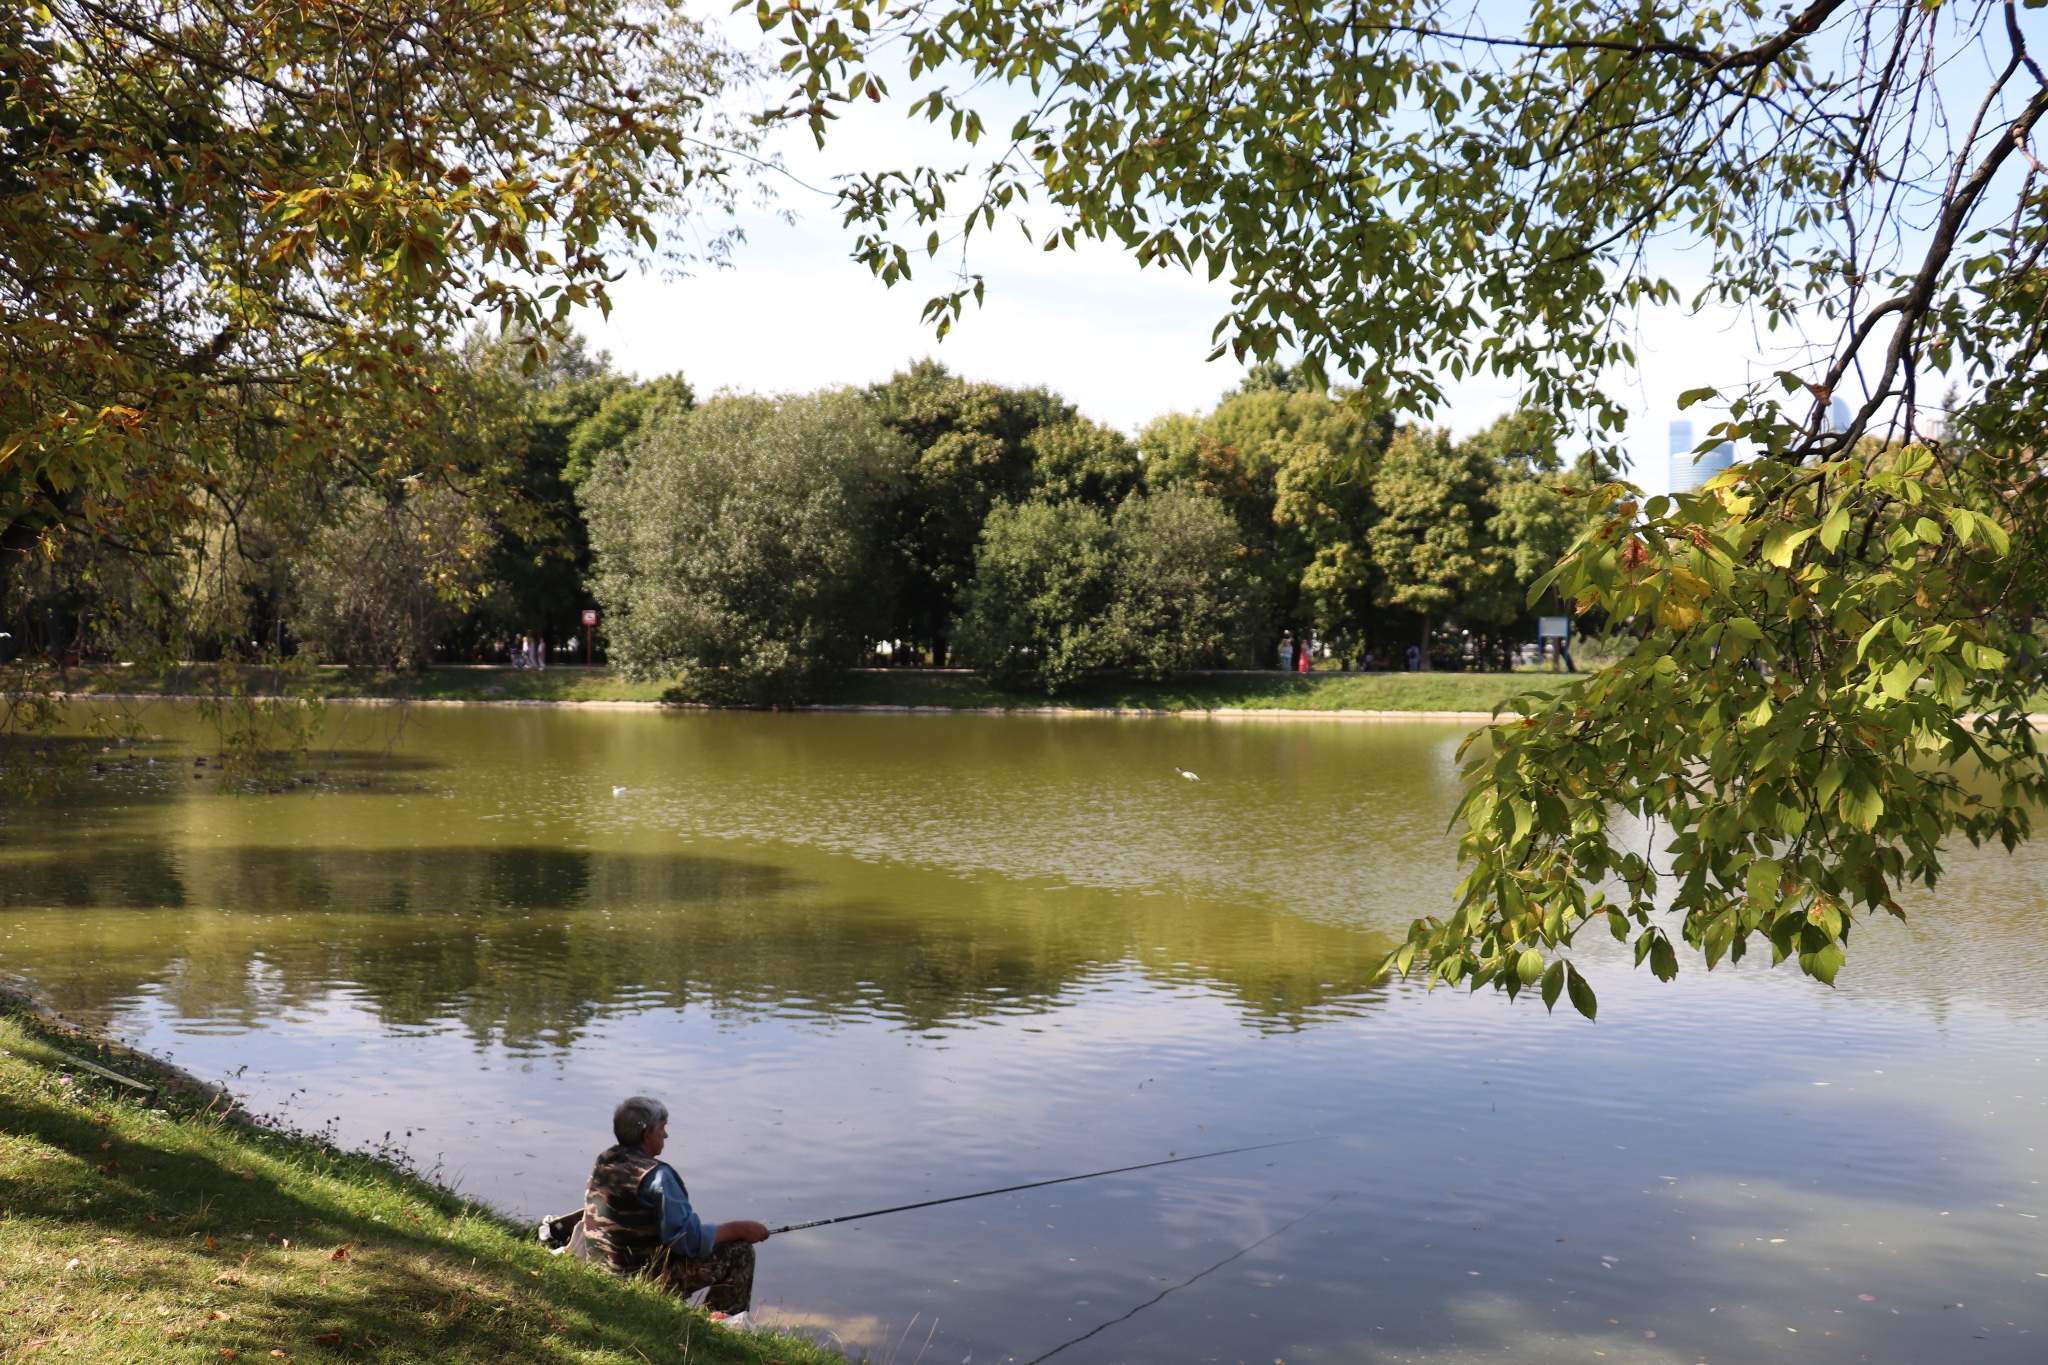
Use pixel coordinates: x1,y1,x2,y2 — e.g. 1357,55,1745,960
766,1136,1324,1235
1017,1192,1345,1365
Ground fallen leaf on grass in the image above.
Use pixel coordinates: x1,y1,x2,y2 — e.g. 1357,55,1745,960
329,1246,349,1261
64,1258,82,1270
206,1237,219,1250
208,1310,233,1321
313,1333,341,1345
96,1160,118,1175
221,1351,239,1360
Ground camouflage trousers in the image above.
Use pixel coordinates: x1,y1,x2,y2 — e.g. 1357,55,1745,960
647,1240,754,1315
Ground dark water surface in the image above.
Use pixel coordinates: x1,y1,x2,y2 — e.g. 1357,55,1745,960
2,705,2043,1363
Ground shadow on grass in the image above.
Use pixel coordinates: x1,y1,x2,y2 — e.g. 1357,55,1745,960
0,1009,839,1364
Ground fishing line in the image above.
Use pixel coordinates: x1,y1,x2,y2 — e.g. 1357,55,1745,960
1017,1192,1346,1365
765,1137,1326,1235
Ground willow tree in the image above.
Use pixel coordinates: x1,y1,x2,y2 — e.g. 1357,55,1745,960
1,0,753,769
763,0,2048,1014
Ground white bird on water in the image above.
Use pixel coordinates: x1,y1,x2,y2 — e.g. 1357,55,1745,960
612,786,627,796
1176,768,1200,782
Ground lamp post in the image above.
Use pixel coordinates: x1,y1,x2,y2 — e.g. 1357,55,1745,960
582,609,597,668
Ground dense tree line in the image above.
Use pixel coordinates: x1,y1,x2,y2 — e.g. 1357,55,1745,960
2,341,1611,701
573,356,1613,700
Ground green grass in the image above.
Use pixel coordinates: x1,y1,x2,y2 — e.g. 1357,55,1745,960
63,664,673,705
63,664,1573,714
825,668,1571,713
0,1007,842,1365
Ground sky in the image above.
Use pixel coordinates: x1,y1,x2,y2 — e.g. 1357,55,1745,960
569,5,2021,495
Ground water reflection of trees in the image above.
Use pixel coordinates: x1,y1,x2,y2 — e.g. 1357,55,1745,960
1,844,1399,1048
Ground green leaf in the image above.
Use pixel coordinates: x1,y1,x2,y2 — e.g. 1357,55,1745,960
1677,387,1717,410
1817,504,1851,551
1841,783,1884,831
1540,960,1565,1010
1525,562,1566,606
1799,941,1845,986
1745,857,1781,913
1516,947,1544,984
1564,962,1597,1021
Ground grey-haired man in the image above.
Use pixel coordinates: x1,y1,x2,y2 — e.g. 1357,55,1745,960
573,1095,770,1313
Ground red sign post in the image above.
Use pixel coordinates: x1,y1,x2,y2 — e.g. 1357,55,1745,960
582,609,597,667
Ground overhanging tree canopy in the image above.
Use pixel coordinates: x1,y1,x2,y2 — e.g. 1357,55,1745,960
761,0,2048,1013
2,0,752,632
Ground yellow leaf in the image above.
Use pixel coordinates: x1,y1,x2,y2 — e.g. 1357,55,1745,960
1762,524,1818,568
1655,594,1700,631
1668,565,1713,597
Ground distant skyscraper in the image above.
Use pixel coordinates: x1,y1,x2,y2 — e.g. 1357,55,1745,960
1830,396,1852,433
1669,419,1734,493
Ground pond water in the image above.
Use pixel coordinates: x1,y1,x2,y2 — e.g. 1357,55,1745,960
1,705,2043,1363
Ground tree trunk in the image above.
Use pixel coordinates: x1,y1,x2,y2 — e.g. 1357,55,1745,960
1418,614,1432,672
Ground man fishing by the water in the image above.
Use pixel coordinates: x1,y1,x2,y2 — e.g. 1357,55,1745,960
567,1095,770,1315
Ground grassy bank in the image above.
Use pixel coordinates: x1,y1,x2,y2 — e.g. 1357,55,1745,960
827,668,1569,713
0,1004,839,1364
58,664,675,706
62,664,1574,713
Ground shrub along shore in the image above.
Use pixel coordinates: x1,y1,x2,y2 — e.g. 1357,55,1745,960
0,997,839,1364
55,665,1574,716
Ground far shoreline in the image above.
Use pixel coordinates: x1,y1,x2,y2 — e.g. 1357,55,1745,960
48,663,1575,721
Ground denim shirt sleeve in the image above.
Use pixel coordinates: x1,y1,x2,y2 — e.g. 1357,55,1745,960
639,1162,718,1260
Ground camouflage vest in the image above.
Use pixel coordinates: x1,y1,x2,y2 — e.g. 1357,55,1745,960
582,1144,666,1272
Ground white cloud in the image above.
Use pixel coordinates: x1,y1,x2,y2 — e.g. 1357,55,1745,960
579,209,1251,433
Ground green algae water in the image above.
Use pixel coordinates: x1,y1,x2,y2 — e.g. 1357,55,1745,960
2,704,2043,1362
